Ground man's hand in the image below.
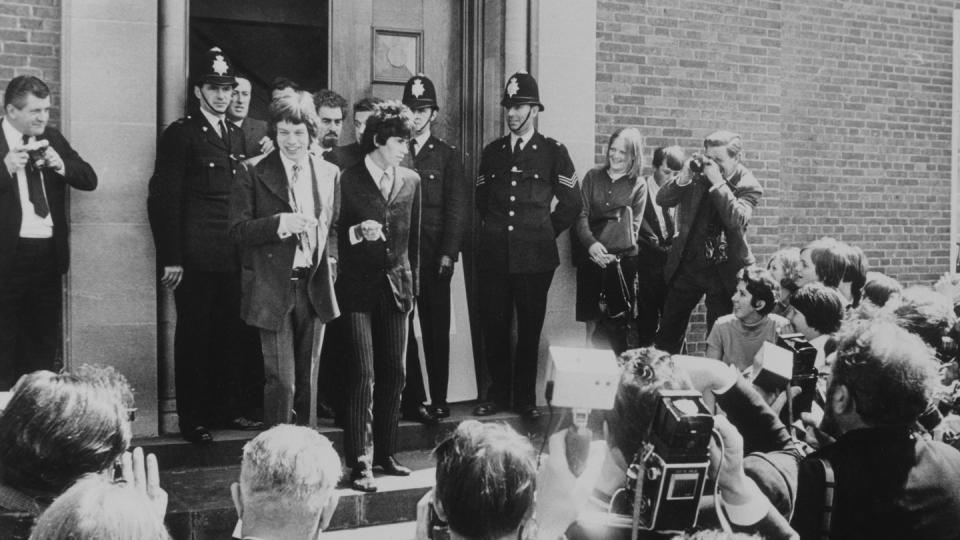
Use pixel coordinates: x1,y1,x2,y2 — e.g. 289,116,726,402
702,158,725,187
588,242,615,268
4,146,28,175
712,415,751,503
161,266,184,290
359,219,384,241
119,447,168,519
438,255,454,279
42,145,65,173
533,430,589,540
279,213,318,234
258,136,275,155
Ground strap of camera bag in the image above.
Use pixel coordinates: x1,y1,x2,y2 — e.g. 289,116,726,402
817,458,835,540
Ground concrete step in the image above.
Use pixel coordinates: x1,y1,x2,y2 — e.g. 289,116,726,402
324,521,416,540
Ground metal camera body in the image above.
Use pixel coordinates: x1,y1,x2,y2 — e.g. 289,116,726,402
778,333,818,415
24,139,51,171
629,389,714,536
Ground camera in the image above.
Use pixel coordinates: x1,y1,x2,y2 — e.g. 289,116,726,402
688,154,707,174
24,139,51,170
612,389,714,534
753,334,818,424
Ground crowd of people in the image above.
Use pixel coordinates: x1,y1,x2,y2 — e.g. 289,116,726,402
6,42,960,539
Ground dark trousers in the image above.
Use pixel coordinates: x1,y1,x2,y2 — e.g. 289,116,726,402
636,264,668,347
344,286,409,468
403,269,452,409
173,269,251,430
479,270,554,409
260,279,323,427
0,238,60,390
318,315,348,419
654,263,734,354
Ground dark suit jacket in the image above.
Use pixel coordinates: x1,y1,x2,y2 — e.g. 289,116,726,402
409,135,467,271
336,161,420,313
0,118,97,281
149,113,246,271
328,142,364,171
656,163,762,286
229,152,340,330
636,178,672,271
237,117,268,160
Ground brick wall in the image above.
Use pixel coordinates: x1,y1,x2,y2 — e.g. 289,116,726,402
596,0,956,350
0,0,61,121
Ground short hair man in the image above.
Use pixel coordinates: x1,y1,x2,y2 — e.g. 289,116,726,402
636,145,685,346
149,47,262,442
0,75,97,388
270,76,301,101
428,420,537,540
230,91,340,428
654,131,763,354
228,75,274,159
474,71,582,419
331,97,383,171
706,266,791,373
231,425,342,539
398,74,469,425
788,282,845,368
313,90,347,157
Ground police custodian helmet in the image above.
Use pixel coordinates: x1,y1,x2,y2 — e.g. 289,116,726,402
500,70,543,111
402,74,439,110
193,47,238,87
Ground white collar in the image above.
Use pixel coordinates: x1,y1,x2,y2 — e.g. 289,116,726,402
230,117,244,128
509,129,535,151
364,155,391,182
199,107,225,131
279,151,309,175
2,117,27,146
412,131,431,152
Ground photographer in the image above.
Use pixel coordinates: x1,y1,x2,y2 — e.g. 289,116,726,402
654,131,763,354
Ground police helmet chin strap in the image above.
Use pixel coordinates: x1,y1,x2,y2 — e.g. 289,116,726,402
197,87,224,120
512,105,535,136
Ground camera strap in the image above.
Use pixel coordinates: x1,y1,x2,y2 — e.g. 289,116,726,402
816,458,835,540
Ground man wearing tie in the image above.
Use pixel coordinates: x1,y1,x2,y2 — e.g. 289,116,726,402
228,74,274,160
338,101,420,492
151,47,260,443
230,91,340,428
313,90,347,167
0,75,97,389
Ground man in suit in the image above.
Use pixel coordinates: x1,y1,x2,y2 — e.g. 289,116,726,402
313,90,346,166
636,145,684,347
230,91,340,428
654,131,763,354
0,75,97,389
331,97,381,172
398,74,468,425
228,75,274,160
150,47,261,443
338,101,420,492
474,72,582,419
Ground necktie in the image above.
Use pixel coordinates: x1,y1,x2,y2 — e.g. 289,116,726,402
22,134,48,218
513,137,523,156
289,164,312,258
380,170,393,200
409,139,418,159
218,120,227,141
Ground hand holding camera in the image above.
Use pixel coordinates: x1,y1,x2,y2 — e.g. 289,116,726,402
21,139,63,173
687,153,724,188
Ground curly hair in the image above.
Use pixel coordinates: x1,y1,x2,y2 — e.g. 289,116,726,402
767,247,803,295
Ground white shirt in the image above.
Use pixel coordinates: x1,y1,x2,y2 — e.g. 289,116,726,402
198,107,226,137
348,156,392,244
2,118,53,238
277,152,316,268
509,129,534,152
411,131,430,156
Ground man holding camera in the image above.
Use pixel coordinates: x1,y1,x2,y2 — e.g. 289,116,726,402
0,75,97,389
654,131,762,354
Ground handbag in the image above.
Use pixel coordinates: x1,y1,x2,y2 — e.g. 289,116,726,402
596,206,636,254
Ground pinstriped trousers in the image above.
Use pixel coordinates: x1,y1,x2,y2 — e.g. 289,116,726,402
343,286,410,469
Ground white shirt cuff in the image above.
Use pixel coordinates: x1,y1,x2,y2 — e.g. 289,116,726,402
721,477,771,526
349,224,363,245
277,217,292,239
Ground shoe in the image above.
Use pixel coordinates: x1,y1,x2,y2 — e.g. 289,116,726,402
402,404,439,425
431,405,450,419
226,416,265,431
473,402,499,416
350,466,378,492
317,401,336,419
182,426,213,444
374,456,411,476
517,405,542,420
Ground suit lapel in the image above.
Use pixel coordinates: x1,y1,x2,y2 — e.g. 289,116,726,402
259,152,292,208
194,114,229,152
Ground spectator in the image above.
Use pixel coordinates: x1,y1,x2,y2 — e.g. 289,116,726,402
766,247,802,320
0,365,132,514
29,475,169,540
859,271,902,316
637,145,685,346
573,127,647,354
416,420,537,540
796,237,867,308
654,131,764,354
330,97,383,171
270,76,301,101
229,74,274,159
788,283,845,369
231,425,342,540
706,266,791,373
313,89,348,162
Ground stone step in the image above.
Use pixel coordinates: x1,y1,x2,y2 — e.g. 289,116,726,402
324,520,416,539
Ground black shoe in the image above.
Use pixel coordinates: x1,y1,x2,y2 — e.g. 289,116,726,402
182,426,213,444
317,401,336,419
473,402,499,416
403,404,439,425
517,405,542,420
374,456,412,476
431,405,450,419
226,417,265,431
350,465,377,492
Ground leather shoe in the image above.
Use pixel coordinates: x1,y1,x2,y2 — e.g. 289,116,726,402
374,456,411,476
431,405,450,419
403,404,439,425
182,426,213,444
350,466,377,492
517,405,542,420
473,402,499,416
226,417,265,431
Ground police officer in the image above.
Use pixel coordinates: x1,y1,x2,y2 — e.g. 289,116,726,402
474,71,581,419
150,47,263,443
398,74,468,424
